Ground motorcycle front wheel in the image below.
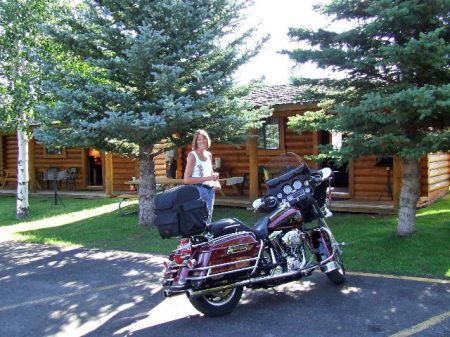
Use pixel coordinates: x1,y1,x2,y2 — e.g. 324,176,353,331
188,286,243,317
325,250,346,285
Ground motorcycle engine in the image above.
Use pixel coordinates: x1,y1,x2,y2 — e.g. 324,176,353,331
281,229,306,271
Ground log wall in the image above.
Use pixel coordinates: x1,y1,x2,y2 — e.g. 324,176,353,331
423,153,450,203
352,156,394,201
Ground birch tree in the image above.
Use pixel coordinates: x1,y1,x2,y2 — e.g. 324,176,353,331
0,0,57,219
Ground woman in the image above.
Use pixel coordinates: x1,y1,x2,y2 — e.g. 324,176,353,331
184,129,220,223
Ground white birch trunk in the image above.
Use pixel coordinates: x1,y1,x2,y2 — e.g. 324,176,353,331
138,145,157,226
397,158,420,236
16,128,30,219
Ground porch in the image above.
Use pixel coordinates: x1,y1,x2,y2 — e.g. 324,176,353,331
0,189,396,215
214,195,396,215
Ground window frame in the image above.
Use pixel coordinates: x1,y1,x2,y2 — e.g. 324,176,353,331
257,116,285,152
43,146,67,159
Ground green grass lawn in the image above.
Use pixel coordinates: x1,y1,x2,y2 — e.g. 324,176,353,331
0,195,118,227
1,194,449,277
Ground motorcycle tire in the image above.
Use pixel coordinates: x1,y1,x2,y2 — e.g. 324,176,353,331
188,286,243,317
326,250,346,285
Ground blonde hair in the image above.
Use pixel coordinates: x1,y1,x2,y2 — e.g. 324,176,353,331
192,129,211,149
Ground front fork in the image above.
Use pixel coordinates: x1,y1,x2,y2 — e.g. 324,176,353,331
311,202,344,264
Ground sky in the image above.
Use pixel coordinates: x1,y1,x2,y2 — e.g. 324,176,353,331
234,0,343,85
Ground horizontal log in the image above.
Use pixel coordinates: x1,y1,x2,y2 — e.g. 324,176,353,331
428,174,450,184
352,192,391,201
428,188,449,201
354,183,391,192
354,176,392,184
429,166,450,177
353,169,389,177
428,161,450,170
428,153,450,163
429,180,449,192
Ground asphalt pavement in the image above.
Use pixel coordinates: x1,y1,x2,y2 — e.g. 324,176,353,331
0,241,449,337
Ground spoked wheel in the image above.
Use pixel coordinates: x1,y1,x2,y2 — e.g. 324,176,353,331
325,249,346,285
188,287,243,317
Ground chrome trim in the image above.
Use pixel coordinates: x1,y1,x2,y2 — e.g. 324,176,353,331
250,240,264,275
186,265,258,281
189,256,259,272
186,264,319,298
318,227,337,265
320,261,341,273
185,256,259,281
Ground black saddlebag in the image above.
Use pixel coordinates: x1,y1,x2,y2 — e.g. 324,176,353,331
154,185,208,239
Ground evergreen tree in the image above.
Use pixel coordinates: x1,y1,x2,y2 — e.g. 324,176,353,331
37,0,266,225
285,0,450,236
0,0,58,219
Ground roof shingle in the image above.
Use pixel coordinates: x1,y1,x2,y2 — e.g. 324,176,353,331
247,84,310,107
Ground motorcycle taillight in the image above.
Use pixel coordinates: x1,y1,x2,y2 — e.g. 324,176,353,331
174,238,192,264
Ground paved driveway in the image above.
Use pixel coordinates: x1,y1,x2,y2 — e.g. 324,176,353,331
0,242,448,337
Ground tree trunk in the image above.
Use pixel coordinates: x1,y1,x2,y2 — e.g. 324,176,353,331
16,128,30,220
138,145,157,226
397,158,420,236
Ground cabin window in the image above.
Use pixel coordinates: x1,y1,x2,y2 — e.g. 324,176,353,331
43,146,67,159
258,117,281,150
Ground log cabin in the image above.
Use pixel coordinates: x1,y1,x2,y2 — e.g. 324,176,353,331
1,85,449,211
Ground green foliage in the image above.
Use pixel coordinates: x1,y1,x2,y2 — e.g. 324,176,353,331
285,0,450,161
36,0,267,156
0,0,58,132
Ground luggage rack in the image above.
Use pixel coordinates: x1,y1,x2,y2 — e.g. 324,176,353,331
185,256,261,281
185,238,264,281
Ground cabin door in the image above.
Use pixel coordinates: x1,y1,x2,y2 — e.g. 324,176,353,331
320,132,349,194
87,148,103,186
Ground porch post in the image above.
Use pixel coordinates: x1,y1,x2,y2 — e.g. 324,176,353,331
311,131,320,169
348,160,354,198
246,133,258,201
81,148,87,188
0,134,3,173
28,138,36,192
104,153,114,196
393,155,402,209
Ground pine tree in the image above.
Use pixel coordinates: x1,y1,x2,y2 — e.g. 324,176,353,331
37,0,266,225
285,0,450,236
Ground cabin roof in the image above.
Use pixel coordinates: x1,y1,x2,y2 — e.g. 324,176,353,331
247,84,313,107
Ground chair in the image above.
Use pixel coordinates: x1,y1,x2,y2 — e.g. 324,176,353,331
43,167,59,189
240,166,270,195
66,167,79,191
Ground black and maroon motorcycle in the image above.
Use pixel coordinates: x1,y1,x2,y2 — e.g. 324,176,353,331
154,153,345,317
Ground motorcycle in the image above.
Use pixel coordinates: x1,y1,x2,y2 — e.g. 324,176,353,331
154,153,345,317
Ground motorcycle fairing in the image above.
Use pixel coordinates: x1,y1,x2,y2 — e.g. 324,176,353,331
266,164,312,200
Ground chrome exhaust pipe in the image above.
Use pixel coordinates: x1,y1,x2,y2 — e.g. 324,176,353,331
163,288,186,298
186,265,317,298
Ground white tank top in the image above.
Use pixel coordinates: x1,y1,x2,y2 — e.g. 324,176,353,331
191,151,213,178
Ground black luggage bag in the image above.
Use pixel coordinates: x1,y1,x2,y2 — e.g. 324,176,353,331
154,185,208,239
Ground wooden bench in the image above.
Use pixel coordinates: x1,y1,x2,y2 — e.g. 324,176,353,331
117,193,139,215
1,169,17,189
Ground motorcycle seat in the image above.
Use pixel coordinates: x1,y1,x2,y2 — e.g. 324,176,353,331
208,217,269,239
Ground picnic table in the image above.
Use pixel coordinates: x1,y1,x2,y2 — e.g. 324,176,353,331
118,176,243,215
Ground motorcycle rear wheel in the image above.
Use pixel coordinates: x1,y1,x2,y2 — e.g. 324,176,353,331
188,286,243,317
326,250,346,285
